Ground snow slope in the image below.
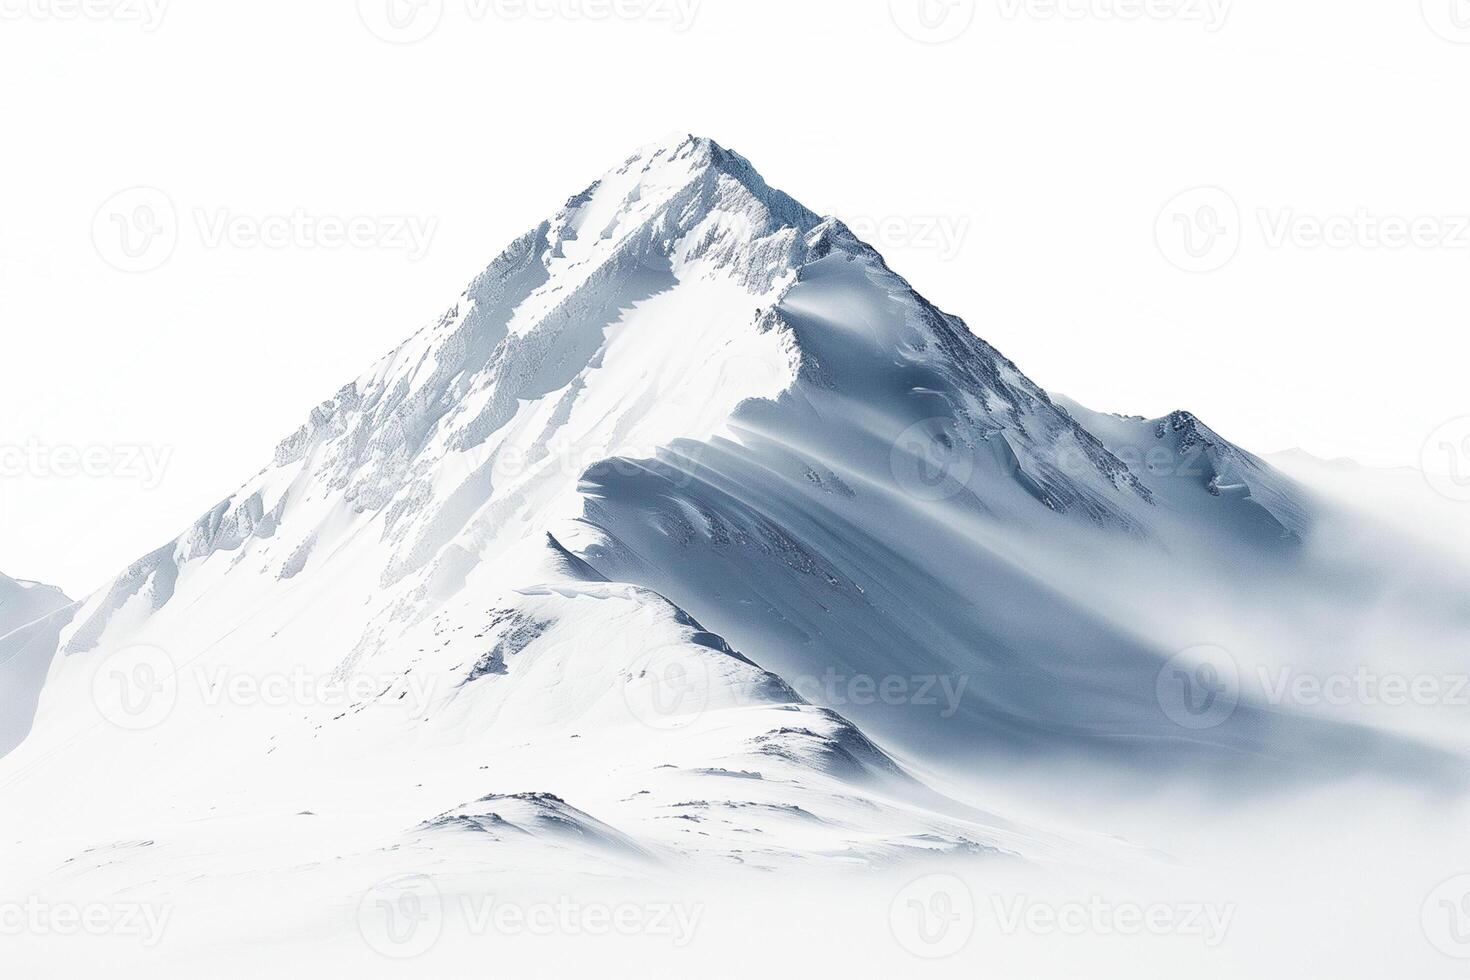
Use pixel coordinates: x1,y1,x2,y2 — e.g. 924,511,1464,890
47,136,1455,783
3,139,1078,895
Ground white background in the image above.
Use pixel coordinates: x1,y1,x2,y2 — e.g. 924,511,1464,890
3,0,1469,594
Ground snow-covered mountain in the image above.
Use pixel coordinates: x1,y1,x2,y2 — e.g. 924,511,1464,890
3,137,1467,968
4,137,1085,889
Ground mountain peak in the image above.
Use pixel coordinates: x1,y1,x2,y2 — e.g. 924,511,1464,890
619,132,751,182
585,133,821,242
622,130,715,164
63,133,1167,657
0,573,67,601
56,133,1308,696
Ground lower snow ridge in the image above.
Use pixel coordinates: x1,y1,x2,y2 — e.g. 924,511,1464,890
402,581,1039,874
0,576,1060,903
417,792,657,865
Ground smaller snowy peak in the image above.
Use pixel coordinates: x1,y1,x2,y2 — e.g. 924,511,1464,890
1153,409,1229,454
1056,397,1310,542
1,573,74,758
0,573,70,623
1147,409,1280,492
417,791,656,865
0,573,73,655
0,572,62,595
